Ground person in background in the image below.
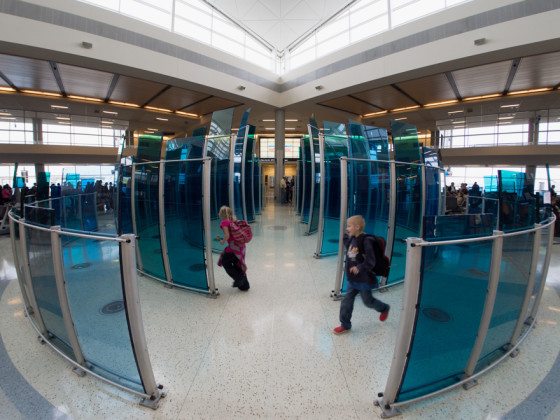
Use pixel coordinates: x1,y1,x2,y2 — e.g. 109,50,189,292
333,215,390,334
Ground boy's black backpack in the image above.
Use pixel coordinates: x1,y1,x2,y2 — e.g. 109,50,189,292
357,234,391,279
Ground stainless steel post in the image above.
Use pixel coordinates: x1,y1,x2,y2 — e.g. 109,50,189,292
158,163,173,284
333,157,348,299
202,158,217,296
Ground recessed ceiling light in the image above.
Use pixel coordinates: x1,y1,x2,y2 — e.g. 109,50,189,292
156,117,168,121
498,116,514,120
263,119,275,122
51,105,68,109
103,110,118,115
394,117,407,121
147,128,159,131
500,104,519,108
0,112,12,116
56,116,70,120
448,110,463,114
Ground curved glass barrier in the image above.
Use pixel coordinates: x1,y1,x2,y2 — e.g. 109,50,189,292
307,120,321,233
301,135,312,223
9,205,163,405
244,127,256,222
378,217,555,416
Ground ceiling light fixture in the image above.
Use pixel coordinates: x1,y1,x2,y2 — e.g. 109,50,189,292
0,112,12,116
508,87,553,96
452,120,466,124
362,110,388,117
0,86,15,92
156,117,168,121
262,119,275,122
265,127,275,130
498,116,514,120
109,100,140,108
425,99,459,107
22,89,62,97
463,93,501,101
175,111,199,118
500,104,519,108
147,128,159,131
0,116,16,120
103,110,118,115
68,95,103,102
394,117,407,121
145,106,171,113
51,105,68,109
391,105,421,112
448,110,463,114
285,119,299,122
55,116,70,120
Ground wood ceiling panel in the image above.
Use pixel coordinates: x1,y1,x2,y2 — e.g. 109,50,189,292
452,60,511,98
56,63,114,98
0,54,59,92
110,75,167,105
182,97,241,116
352,85,416,110
319,96,374,115
510,51,560,91
149,86,210,110
396,73,456,104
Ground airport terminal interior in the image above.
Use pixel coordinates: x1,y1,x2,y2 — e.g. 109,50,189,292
2,0,560,419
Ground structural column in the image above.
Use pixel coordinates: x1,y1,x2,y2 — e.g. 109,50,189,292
274,109,285,202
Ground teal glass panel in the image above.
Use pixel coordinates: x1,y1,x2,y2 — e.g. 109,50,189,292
25,226,74,359
391,121,422,164
424,166,441,218
301,135,312,223
61,195,83,231
62,235,144,393
253,157,260,215
296,159,303,214
389,163,422,284
484,175,498,192
423,214,494,241
136,134,163,162
526,225,550,317
117,164,133,235
206,134,231,252
244,126,256,222
80,192,98,232
397,239,493,402
192,126,208,136
164,158,208,290
320,121,348,255
498,170,536,232
134,163,165,279
389,121,423,285
233,126,245,220
209,108,234,137
307,120,321,232
475,232,534,372
24,205,55,227
342,159,392,292
348,122,389,161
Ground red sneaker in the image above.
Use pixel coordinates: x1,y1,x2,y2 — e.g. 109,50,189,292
379,306,390,322
333,326,349,334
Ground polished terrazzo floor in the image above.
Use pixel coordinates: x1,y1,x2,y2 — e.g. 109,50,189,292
1,202,560,419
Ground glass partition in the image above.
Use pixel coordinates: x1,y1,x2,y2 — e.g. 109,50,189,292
25,225,74,358
300,135,312,223
307,120,321,233
232,126,246,220
134,162,166,279
475,231,534,372
397,238,493,402
526,224,550,318
317,121,348,255
244,126,256,222
62,234,144,392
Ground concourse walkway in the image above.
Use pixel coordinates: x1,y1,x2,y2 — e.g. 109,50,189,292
1,202,560,419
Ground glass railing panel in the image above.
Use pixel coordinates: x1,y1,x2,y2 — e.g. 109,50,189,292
12,215,34,318
62,195,83,231
396,239,493,402
24,205,55,227
62,234,144,393
164,159,208,291
117,165,133,235
423,214,495,241
475,231,534,372
25,225,74,359
424,166,441,218
233,127,245,220
388,163,423,284
80,192,98,232
526,224,550,317
320,121,348,255
308,121,321,232
134,163,166,279
301,135,312,223
244,128,256,222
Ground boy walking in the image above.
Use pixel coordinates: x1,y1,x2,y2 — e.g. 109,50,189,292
333,215,390,334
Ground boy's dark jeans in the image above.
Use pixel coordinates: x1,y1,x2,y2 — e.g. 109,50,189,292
339,288,388,330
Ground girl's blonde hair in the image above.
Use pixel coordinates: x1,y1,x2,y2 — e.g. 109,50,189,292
219,205,235,221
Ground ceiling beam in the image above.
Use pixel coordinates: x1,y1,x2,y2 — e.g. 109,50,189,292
503,57,521,94
141,85,171,108
390,84,422,106
49,61,66,96
444,71,462,100
105,74,120,102
348,94,386,111
179,95,214,111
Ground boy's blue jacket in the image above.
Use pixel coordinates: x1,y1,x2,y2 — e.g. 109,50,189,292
343,233,378,290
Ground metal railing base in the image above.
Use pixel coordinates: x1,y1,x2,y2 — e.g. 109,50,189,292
72,366,86,377
140,389,166,410
462,378,478,390
374,399,401,418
